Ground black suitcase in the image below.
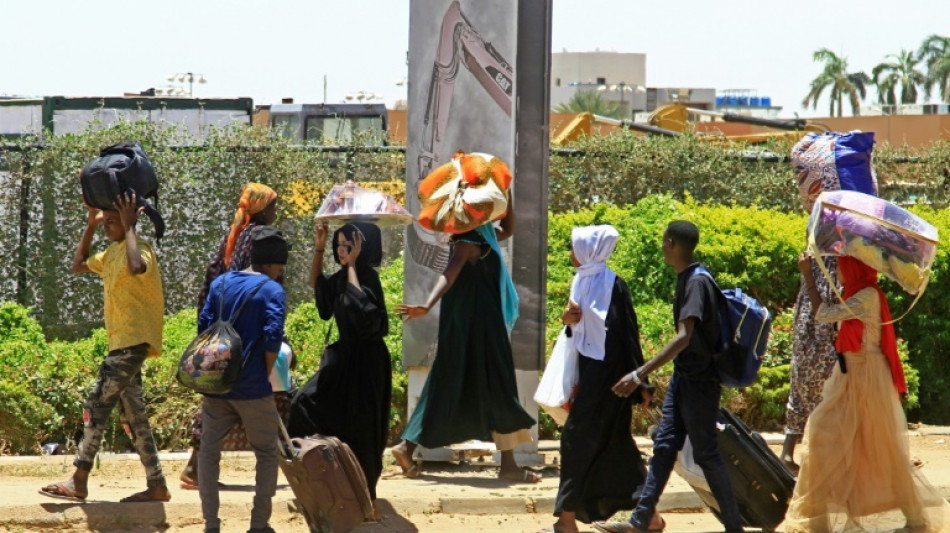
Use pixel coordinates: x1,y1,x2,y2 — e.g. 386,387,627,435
671,408,796,533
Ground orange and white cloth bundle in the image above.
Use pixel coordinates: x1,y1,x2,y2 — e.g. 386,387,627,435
417,151,511,234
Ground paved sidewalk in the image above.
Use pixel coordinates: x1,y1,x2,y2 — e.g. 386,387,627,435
1,431,947,532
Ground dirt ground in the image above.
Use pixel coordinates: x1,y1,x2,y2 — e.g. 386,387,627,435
0,432,947,532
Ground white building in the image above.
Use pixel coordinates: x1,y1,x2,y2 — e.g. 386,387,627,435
551,51,647,116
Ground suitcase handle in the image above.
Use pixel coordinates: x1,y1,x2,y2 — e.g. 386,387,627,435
277,417,297,461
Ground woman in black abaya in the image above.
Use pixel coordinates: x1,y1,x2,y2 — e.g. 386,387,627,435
288,222,392,504
552,225,660,533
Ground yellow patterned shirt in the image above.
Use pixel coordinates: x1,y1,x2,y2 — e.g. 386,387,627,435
87,239,164,357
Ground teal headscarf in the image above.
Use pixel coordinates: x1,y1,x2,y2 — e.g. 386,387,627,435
475,223,520,333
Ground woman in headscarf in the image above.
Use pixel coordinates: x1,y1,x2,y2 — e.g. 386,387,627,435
783,171,842,473
393,207,540,483
550,225,660,533
180,183,279,488
785,254,948,532
197,183,278,308
287,222,392,505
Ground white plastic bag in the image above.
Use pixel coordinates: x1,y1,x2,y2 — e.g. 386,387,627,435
534,328,579,426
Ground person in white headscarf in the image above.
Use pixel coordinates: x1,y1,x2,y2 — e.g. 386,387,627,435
549,225,660,533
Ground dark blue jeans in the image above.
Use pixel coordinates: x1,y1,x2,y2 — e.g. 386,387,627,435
630,373,743,533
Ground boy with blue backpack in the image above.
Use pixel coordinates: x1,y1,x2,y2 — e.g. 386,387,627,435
594,220,744,533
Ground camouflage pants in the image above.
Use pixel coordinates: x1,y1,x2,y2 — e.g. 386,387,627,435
74,344,166,488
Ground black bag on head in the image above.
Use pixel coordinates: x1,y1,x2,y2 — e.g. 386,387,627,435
80,141,166,239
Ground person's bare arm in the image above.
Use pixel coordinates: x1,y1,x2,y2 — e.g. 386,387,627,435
612,317,696,397
495,196,515,242
397,241,480,321
798,252,822,315
115,192,146,275
72,208,102,274
264,350,278,375
308,224,329,289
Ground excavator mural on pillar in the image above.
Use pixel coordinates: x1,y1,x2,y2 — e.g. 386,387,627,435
409,0,514,273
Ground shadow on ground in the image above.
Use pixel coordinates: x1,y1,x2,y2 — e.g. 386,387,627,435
40,501,170,532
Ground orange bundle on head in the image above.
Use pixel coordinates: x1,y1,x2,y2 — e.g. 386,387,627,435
417,151,511,234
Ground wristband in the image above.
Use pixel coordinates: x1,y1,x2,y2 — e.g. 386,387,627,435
631,370,641,385
315,248,325,253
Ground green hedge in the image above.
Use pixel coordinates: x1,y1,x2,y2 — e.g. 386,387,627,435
1,195,943,454
3,122,949,340
549,133,950,212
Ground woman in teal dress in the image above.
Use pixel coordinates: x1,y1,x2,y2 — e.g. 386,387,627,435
394,208,540,482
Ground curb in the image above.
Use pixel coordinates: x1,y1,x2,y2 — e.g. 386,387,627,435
0,490,710,530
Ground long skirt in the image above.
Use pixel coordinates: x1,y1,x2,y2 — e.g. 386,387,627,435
554,355,647,523
784,348,949,532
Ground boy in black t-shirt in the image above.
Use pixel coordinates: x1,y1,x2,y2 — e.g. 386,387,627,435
594,221,743,533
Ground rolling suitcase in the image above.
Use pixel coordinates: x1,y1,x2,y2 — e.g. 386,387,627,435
669,408,796,533
278,420,375,533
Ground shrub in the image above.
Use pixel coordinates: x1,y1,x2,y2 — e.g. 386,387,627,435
0,381,56,454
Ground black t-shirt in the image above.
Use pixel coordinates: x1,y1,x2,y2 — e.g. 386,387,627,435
672,263,721,380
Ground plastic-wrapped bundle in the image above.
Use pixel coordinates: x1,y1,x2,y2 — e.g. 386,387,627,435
417,151,511,234
314,181,412,226
792,131,877,211
808,190,938,294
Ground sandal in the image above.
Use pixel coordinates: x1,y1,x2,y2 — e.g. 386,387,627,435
647,516,666,532
119,488,171,503
593,522,647,533
39,482,86,502
500,468,542,483
391,445,420,479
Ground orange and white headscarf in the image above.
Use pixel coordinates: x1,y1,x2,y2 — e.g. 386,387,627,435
224,183,277,268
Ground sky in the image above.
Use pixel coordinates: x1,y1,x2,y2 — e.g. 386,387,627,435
1,0,947,118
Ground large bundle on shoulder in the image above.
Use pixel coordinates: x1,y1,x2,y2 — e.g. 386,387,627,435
80,141,166,238
792,131,877,211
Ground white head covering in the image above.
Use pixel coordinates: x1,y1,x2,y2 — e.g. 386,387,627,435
569,225,619,361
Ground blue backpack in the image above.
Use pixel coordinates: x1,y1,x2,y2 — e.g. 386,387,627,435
691,267,772,388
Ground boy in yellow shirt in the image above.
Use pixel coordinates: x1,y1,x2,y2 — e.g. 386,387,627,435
40,192,170,503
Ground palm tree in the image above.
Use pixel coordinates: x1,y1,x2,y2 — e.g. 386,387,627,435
918,34,950,103
802,48,870,117
554,90,624,119
871,49,926,107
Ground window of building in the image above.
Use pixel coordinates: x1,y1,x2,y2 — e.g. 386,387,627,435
596,77,606,85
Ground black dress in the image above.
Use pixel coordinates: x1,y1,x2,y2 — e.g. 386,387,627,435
287,267,392,499
554,277,649,523
401,230,535,449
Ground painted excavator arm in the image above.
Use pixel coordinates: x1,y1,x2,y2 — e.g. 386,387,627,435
410,1,515,272
418,0,514,178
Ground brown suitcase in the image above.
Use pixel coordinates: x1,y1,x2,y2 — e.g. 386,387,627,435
278,420,374,533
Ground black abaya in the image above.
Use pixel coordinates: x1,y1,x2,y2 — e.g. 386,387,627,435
554,276,649,523
287,267,392,499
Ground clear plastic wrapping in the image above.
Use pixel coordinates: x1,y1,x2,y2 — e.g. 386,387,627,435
313,181,412,226
808,190,938,294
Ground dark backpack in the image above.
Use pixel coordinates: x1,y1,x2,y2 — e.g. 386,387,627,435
177,277,269,395
691,266,773,388
80,141,166,239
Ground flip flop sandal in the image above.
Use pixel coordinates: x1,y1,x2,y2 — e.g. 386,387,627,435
38,483,86,502
392,447,420,478
593,523,645,533
501,468,542,483
646,516,666,532
119,490,171,503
